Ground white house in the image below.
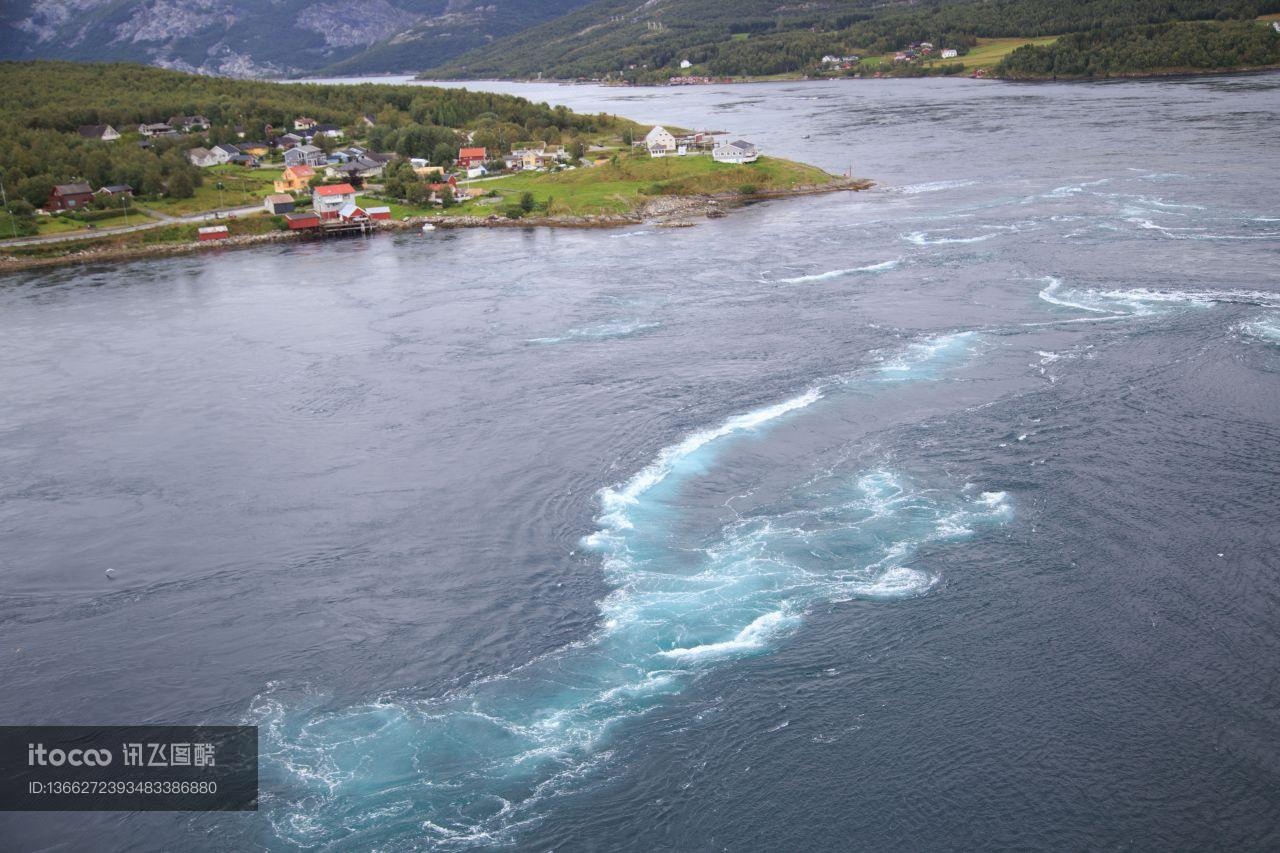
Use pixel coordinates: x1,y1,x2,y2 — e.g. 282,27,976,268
186,147,219,167
211,144,241,165
941,48,958,59
645,125,677,157
312,183,357,219
679,59,692,69
712,140,759,164
78,124,120,141
285,145,328,167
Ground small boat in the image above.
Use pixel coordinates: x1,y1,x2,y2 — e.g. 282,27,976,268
421,222,436,232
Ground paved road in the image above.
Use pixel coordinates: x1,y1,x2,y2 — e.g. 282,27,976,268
0,204,264,248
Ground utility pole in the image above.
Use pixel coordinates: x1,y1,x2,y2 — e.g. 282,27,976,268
0,178,17,240
121,191,129,227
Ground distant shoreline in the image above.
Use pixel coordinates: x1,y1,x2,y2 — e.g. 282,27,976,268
0,179,872,273
411,65,1280,87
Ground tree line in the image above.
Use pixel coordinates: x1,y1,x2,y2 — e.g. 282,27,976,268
996,20,1280,78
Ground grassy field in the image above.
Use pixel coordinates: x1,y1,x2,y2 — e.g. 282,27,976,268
456,154,839,216
142,165,281,215
0,207,151,239
859,35,1059,73
364,154,838,219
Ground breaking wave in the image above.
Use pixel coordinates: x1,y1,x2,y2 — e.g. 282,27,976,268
251,332,1007,849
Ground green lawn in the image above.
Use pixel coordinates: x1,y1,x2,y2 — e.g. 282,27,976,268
449,154,839,216
143,165,283,215
1,207,153,239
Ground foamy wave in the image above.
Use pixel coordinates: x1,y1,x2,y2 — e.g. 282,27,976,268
1237,312,1280,346
528,320,661,344
779,257,901,283
878,331,979,376
903,230,996,245
657,610,798,661
1037,276,1279,317
896,179,977,195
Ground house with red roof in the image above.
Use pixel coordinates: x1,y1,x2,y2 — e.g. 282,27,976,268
312,183,357,219
457,147,487,168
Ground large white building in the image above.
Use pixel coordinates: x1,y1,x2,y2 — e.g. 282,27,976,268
712,140,759,164
645,125,677,157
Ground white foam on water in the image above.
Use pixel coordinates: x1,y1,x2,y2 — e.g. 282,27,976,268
779,257,902,283
252,333,1007,850
895,179,978,195
1237,312,1280,346
878,330,979,376
657,610,798,661
904,230,997,245
528,320,662,344
1037,276,1278,319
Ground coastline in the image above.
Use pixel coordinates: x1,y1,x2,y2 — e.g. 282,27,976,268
0,179,872,273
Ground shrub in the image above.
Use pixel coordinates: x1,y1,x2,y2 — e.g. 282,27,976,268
738,183,758,195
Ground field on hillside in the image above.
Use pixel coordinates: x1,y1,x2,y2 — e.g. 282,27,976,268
860,35,1060,73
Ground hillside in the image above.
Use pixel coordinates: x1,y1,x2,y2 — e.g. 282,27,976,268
426,0,1280,81
0,0,594,77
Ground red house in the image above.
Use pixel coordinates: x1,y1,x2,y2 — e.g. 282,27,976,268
457,147,487,168
44,183,94,212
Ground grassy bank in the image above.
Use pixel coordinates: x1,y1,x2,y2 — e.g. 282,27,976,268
1,214,283,262
370,154,845,219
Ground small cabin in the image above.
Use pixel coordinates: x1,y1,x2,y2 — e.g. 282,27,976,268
263,194,295,215
197,225,229,241
284,212,321,230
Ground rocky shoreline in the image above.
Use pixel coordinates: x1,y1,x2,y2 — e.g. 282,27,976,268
0,179,872,273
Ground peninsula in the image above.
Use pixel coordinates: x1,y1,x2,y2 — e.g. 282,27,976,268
0,62,866,270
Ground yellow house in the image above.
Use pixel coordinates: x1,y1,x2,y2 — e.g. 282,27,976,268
273,164,315,193
239,141,270,157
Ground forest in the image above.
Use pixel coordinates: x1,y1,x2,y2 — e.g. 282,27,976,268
429,0,1280,80
0,62,626,231
996,21,1280,78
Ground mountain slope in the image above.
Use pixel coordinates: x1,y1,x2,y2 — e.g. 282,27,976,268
423,0,1280,80
0,0,594,77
